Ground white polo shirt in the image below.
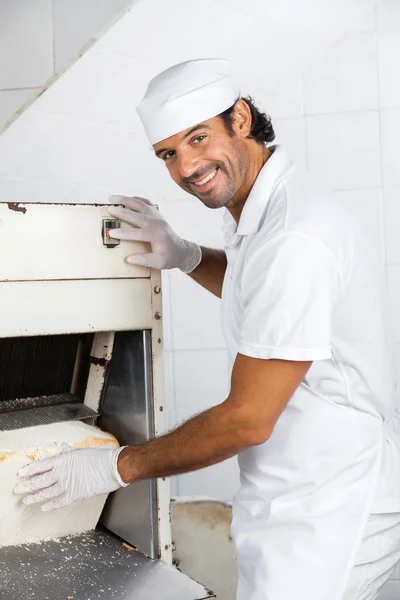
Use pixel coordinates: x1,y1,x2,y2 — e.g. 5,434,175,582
221,146,400,600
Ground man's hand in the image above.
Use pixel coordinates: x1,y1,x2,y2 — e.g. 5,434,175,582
107,195,202,273
14,445,128,512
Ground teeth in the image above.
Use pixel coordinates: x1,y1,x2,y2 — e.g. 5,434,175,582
194,170,217,186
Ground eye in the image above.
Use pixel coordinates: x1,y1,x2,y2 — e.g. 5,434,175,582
193,135,206,143
163,150,175,161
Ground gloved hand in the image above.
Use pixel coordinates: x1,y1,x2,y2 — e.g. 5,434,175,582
107,195,202,273
13,445,128,512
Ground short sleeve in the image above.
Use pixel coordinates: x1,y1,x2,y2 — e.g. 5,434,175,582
238,232,341,361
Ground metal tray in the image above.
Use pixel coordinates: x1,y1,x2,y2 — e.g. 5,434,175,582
0,527,215,600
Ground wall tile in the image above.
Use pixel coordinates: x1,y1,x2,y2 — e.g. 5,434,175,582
147,159,194,203
304,33,379,114
173,350,229,422
386,266,400,343
335,189,385,263
60,185,123,205
378,33,400,108
98,0,254,67
169,271,225,350
377,0,400,31
34,48,161,131
52,0,132,72
178,458,240,501
227,21,320,97
0,175,75,204
96,0,188,57
381,110,400,188
0,110,163,196
217,1,378,95
211,0,376,27
383,189,400,265
254,77,304,120
273,118,307,171
169,476,179,498
173,349,239,499
0,111,61,175
0,0,53,89
354,8,377,32
0,90,40,130
161,199,225,249
306,112,381,190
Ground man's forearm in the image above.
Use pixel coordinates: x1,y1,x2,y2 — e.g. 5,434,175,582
117,402,250,484
187,246,227,298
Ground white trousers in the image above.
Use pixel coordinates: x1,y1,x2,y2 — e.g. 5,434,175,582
342,512,400,600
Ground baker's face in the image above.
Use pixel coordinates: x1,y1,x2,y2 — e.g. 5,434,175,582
153,104,251,209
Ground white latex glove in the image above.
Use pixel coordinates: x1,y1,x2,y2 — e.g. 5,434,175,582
13,445,128,512
107,195,202,273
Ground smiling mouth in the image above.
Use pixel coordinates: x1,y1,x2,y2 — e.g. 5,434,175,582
189,168,219,189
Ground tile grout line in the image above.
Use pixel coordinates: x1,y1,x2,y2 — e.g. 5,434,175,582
50,0,56,76
301,71,309,173
374,13,388,269
0,87,40,93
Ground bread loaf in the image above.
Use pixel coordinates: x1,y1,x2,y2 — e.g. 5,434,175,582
0,420,119,547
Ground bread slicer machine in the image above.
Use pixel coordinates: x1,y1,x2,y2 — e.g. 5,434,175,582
0,202,215,600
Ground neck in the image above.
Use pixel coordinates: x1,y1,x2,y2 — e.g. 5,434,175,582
228,144,271,225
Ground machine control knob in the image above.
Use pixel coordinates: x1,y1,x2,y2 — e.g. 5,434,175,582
102,218,120,248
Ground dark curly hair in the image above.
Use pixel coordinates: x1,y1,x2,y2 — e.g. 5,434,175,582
219,96,275,146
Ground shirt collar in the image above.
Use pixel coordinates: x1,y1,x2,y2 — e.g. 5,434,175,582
222,145,294,246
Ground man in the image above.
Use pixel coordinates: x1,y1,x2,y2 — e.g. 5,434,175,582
15,59,400,600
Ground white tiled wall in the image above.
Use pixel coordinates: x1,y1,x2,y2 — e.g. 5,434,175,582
0,0,54,90
52,0,133,71
1,1,400,595
0,0,133,129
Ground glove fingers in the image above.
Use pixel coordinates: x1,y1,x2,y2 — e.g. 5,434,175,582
60,442,74,454
126,252,159,268
109,227,151,243
14,470,56,495
108,196,153,213
23,481,64,506
18,456,57,479
42,494,69,513
107,206,146,228
129,196,154,207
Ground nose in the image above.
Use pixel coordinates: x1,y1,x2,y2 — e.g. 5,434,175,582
177,150,202,180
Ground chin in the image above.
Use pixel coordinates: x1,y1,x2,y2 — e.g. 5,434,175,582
201,195,231,210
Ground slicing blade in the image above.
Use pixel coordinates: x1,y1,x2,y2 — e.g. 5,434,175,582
0,402,97,431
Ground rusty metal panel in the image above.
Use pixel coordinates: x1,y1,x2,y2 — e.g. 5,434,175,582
0,202,150,281
0,278,153,337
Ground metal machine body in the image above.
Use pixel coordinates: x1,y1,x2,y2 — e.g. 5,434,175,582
0,202,215,599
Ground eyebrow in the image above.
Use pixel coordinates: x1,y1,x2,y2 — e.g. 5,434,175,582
155,123,212,157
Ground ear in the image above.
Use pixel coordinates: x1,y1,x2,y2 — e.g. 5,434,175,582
231,99,252,139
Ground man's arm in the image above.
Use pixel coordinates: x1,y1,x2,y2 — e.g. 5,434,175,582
14,355,311,510
118,354,311,483
187,247,227,298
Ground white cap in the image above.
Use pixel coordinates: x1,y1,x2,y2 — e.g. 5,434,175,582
136,58,240,145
